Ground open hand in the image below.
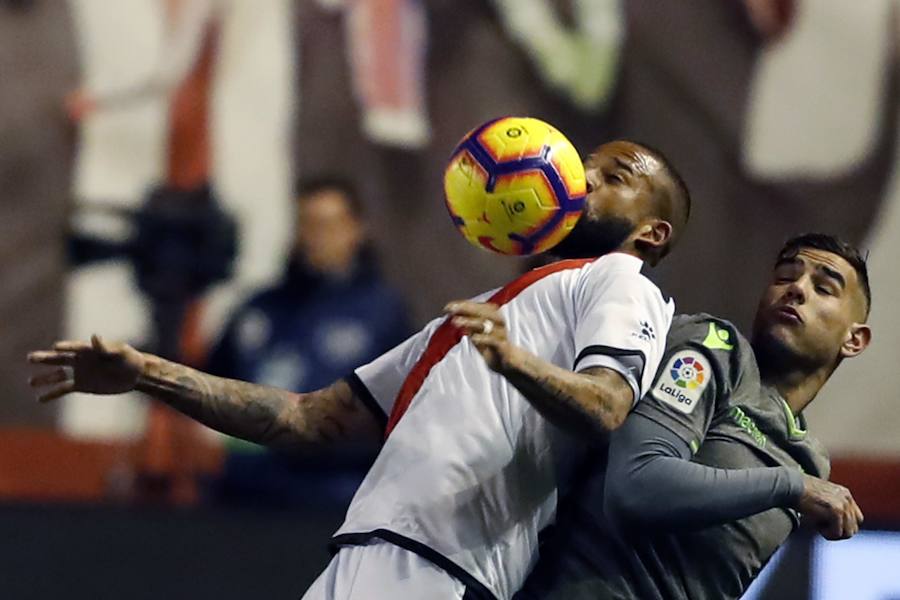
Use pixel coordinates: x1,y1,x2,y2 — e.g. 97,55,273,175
27,335,146,402
445,301,513,373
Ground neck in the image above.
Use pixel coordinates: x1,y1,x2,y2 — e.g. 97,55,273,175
619,234,661,265
755,348,832,415
285,254,360,288
615,244,646,263
321,263,357,281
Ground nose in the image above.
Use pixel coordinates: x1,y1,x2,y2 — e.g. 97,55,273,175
783,277,807,304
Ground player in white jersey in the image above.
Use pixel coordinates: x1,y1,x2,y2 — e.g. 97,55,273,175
28,141,691,600
331,252,672,600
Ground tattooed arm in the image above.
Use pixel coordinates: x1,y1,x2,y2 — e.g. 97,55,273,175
28,335,383,451
446,301,634,437
136,355,382,450
499,354,633,437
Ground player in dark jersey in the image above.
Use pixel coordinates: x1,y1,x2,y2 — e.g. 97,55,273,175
515,233,870,600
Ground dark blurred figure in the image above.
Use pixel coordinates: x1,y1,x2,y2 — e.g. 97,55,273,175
205,176,412,506
207,176,411,391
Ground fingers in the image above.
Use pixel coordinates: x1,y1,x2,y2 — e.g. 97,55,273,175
839,490,862,538
446,301,506,342
91,334,111,354
28,368,69,388
802,478,864,541
53,340,92,352
36,380,75,403
852,498,864,526
444,301,502,321
820,495,863,541
452,316,503,336
820,514,845,541
839,511,854,539
830,491,859,540
28,351,76,366
846,498,863,538
28,339,93,363
841,513,858,539
52,337,111,354
28,366,74,403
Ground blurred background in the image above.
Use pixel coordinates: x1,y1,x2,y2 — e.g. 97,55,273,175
1,0,899,598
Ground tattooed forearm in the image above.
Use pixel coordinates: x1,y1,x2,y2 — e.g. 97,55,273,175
499,348,633,437
135,354,382,451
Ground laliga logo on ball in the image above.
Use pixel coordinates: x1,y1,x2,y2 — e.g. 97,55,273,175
443,117,586,256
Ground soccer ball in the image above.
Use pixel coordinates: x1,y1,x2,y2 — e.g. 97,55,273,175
443,116,586,256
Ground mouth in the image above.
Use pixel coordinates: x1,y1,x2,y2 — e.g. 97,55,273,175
774,305,803,324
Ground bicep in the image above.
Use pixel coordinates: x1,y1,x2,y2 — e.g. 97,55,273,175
292,380,384,446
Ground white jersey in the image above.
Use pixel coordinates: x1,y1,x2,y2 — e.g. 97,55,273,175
335,254,673,600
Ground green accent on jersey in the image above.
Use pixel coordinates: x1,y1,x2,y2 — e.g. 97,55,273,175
730,406,767,448
689,439,700,454
702,322,734,351
224,435,266,454
779,399,808,440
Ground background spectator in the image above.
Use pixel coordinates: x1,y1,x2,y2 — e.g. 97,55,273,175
204,176,411,506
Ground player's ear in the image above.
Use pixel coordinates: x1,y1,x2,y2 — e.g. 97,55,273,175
633,219,672,254
841,323,871,359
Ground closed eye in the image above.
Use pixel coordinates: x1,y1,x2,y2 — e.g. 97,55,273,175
604,172,624,185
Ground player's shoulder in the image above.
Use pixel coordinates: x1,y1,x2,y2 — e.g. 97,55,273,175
665,313,751,380
538,252,643,278
670,313,743,347
648,314,747,413
581,254,665,294
589,252,645,275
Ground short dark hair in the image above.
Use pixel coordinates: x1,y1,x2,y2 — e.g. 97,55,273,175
639,143,691,224
295,175,364,218
630,142,691,260
778,233,871,317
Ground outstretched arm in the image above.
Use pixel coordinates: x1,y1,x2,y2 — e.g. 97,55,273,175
604,412,803,529
28,336,383,452
603,412,863,540
446,301,633,436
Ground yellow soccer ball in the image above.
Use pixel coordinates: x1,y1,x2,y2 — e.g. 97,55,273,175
444,117,586,255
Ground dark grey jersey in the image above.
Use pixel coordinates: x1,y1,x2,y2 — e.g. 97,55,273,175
517,313,830,600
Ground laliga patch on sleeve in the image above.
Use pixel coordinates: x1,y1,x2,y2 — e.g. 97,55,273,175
651,350,711,414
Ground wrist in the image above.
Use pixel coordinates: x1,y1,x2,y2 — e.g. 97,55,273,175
496,342,527,376
784,468,806,507
135,353,164,393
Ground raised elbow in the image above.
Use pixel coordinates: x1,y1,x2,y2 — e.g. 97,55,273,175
588,389,631,434
599,402,629,432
